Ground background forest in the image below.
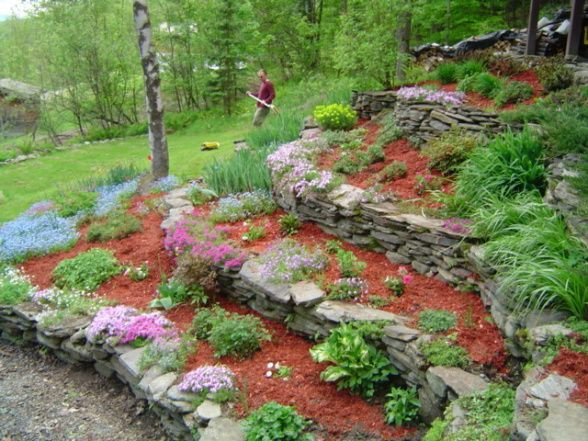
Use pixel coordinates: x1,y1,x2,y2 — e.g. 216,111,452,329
0,0,571,136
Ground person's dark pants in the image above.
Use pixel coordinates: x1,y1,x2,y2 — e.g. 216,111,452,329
253,106,270,127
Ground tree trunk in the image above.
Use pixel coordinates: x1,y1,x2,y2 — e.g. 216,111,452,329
396,9,412,82
133,0,169,179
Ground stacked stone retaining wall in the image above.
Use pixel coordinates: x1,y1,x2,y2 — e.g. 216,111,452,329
351,90,504,143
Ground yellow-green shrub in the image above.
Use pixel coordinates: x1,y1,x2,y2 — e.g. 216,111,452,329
313,104,357,131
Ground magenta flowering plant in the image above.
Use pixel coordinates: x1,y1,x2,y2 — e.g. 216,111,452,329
396,86,465,106
384,267,414,296
86,305,177,344
442,217,472,235
267,139,337,198
178,365,236,395
164,218,247,270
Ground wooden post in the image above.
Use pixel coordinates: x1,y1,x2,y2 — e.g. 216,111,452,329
526,0,541,55
566,0,585,57
133,0,169,179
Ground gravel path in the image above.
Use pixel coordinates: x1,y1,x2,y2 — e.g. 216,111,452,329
0,341,166,441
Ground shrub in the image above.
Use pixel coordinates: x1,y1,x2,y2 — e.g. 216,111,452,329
456,60,486,79
313,103,357,131
325,239,343,254
322,128,365,147
536,59,574,92
494,81,533,107
451,130,546,215
336,249,366,277
384,386,420,426
471,73,502,98
328,277,368,301
208,313,271,359
421,337,470,368
190,306,227,340
210,191,277,223
384,276,405,296
52,248,121,292
87,211,142,242
279,213,301,235
419,309,457,333
367,143,385,162
164,110,199,132
242,224,266,242
310,322,397,398
244,402,312,441
382,161,407,180
0,266,35,305
54,190,98,218
436,63,458,84
422,128,478,175
257,239,327,284
172,253,217,293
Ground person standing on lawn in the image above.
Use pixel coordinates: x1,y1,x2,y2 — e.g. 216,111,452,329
247,69,275,127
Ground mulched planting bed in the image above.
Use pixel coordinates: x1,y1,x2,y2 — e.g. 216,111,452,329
216,216,507,371
18,192,509,438
316,122,452,202
547,348,588,407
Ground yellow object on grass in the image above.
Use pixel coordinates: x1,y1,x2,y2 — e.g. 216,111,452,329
201,141,220,151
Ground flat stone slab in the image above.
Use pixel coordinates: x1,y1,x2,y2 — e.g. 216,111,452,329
169,206,193,218
289,281,325,306
313,301,408,325
38,316,91,338
529,325,573,345
165,197,192,209
147,372,177,400
196,400,222,421
529,374,576,402
383,325,421,342
239,260,291,304
536,399,588,441
138,365,165,392
199,417,244,441
12,302,42,322
328,184,364,210
426,366,488,398
166,187,190,199
119,346,147,380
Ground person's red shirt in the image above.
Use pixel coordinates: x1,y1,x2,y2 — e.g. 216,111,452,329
253,80,275,108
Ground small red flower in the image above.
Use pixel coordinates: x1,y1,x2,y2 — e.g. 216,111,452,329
147,155,152,161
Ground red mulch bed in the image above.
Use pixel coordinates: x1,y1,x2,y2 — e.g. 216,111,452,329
316,122,451,201
548,348,588,407
218,217,506,370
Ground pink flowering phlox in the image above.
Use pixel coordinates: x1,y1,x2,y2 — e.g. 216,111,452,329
86,305,177,344
396,86,465,106
442,218,472,235
178,365,236,394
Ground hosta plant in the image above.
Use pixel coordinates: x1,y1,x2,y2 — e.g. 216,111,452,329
384,386,420,426
310,322,397,398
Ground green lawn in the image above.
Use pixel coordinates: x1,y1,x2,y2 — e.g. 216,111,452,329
0,116,251,222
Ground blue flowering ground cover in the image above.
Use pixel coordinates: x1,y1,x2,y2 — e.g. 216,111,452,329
0,211,79,262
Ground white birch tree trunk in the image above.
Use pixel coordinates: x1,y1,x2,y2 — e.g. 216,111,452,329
133,0,169,179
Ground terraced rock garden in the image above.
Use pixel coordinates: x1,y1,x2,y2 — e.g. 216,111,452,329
1,58,587,441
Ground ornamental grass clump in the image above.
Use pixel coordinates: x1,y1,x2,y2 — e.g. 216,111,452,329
494,81,533,107
52,248,121,292
209,191,277,223
313,103,357,131
86,305,178,344
164,218,247,270
178,365,237,397
0,210,79,262
422,128,478,175
257,239,327,284
267,138,337,197
0,266,36,305
86,211,142,242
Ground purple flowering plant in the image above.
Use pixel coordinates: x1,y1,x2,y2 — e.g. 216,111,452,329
257,239,327,284
396,86,465,106
267,139,337,198
178,365,237,400
86,305,178,344
327,277,368,301
442,217,472,235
